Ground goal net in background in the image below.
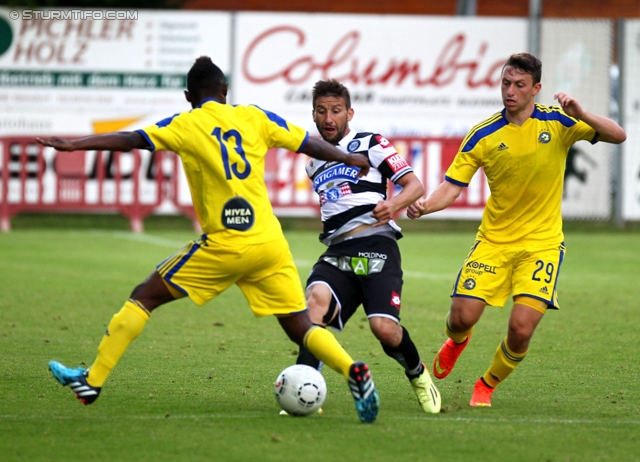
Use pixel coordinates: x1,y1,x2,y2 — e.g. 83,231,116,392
539,19,614,220
621,20,640,222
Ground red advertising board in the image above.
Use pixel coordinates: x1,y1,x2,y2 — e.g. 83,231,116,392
1,136,487,231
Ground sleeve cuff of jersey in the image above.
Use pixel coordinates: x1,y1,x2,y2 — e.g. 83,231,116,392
590,132,600,144
445,175,468,187
136,129,156,151
390,168,412,184
296,132,310,152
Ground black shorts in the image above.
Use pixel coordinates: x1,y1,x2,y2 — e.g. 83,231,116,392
306,235,403,331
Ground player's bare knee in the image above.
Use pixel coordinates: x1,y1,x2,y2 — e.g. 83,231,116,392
277,314,309,346
447,310,474,332
130,272,178,311
370,317,402,346
305,292,326,311
130,281,146,300
450,299,484,331
306,283,331,303
507,324,533,348
305,284,332,324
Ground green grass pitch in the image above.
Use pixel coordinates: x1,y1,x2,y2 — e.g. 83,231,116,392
0,218,638,461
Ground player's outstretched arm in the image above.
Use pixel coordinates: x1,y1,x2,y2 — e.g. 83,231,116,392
300,137,370,176
554,92,627,144
36,132,149,152
407,180,463,219
371,172,424,226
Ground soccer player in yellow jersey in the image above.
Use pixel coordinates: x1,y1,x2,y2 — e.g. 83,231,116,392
37,56,380,423
407,52,626,407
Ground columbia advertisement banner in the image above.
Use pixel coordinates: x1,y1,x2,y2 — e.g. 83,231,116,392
233,13,527,137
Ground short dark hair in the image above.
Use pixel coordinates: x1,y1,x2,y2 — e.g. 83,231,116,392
312,79,351,109
187,56,226,95
503,53,542,84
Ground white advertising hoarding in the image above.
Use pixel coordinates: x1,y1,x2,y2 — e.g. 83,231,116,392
0,8,231,136
233,13,527,138
0,10,618,221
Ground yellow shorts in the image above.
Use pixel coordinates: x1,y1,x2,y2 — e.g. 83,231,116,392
451,240,566,310
156,235,306,317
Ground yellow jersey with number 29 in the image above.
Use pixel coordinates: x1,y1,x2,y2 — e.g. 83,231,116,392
138,98,309,243
445,104,597,246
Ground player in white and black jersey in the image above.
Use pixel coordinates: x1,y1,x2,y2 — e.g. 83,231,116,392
306,129,412,246
294,79,441,414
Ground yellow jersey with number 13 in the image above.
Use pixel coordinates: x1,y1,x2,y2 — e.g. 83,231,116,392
138,98,309,243
445,104,597,246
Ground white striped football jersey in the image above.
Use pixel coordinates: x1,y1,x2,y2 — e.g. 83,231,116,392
306,130,412,245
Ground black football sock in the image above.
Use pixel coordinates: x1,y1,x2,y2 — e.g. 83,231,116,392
381,326,423,378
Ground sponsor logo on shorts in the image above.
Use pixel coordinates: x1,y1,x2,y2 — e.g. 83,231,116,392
323,256,386,274
351,257,368,275
222,197,254,231
367,259,385,274
539,286,549,294
463,278,476,290
390,291,401,309
351,257,385,275
464,260,497,275
357,251,387,259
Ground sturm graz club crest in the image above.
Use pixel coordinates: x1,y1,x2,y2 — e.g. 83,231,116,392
463,278,476,290
347,140,361,152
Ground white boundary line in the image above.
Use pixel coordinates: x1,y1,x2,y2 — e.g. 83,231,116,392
1,413,639,425
69,230,638,280
76,230,189,248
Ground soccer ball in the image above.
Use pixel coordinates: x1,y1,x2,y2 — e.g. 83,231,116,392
274,365,327,416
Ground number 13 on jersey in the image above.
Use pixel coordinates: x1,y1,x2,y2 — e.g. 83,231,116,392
212,127,252,180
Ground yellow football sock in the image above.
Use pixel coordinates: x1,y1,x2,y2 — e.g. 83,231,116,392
445,313,474,344
303,326,354,380
86,299,150,387
482,337,528,388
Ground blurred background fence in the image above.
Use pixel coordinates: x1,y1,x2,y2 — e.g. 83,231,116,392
0,2,638,230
